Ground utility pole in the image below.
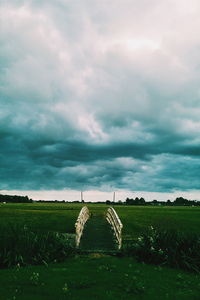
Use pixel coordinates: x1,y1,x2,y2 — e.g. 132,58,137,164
113,192,116,202
81,191,83,202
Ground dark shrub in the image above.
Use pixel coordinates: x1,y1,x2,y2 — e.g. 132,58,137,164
0,225,76,268
123,226,200,273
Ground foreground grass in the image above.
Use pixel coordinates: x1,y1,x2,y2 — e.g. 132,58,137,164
123,226,200,273
0,256,199,300
0,226,76,268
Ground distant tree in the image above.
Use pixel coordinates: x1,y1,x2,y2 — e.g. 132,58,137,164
139,197,145,205
125,197,145,205
152,199,158,205
174,197,189,205
135,197,139,204
106,200,111,205
0,194,32,203
126,198,134,205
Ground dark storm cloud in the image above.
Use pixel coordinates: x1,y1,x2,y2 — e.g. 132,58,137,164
1,0,200,193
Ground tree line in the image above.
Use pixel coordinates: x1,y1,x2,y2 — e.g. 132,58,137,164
114,196,200,206
0,194,33,203
0,193,199,206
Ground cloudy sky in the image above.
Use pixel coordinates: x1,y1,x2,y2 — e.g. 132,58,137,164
1,0,200,201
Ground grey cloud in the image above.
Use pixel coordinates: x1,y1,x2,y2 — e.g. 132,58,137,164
0,0,200,193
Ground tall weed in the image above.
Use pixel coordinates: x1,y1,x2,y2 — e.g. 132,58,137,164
123,226,200,273
0,225,76,268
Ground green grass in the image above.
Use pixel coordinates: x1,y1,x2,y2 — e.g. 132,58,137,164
114,206,200,240
0,203,83,234
0,256,199,300
80,214,117,251
0,203,200,299
1,203,200,239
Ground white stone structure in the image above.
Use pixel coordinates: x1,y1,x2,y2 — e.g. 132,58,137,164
75,206,90,247
106,207,123,249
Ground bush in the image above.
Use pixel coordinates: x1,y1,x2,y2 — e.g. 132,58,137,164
0,225,76,268
123,226,200,273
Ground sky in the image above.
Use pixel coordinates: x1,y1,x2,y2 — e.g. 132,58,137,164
1,0,200,201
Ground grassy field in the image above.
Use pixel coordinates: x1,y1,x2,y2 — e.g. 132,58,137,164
0,202,200,299
0,202,82,234
1,203,199,239
114,205,200,240
0,255,200,300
